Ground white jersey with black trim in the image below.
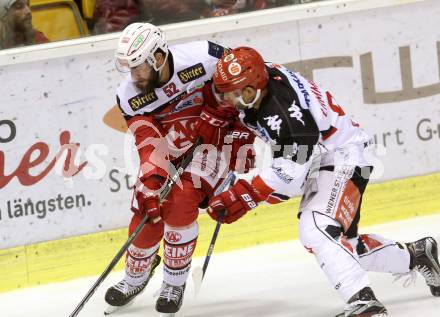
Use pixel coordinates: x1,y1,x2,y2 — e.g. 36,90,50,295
242,63,370,201
116,41,227,118
115,41,228,152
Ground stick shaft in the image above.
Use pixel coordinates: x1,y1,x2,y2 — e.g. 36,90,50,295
202,173,236,278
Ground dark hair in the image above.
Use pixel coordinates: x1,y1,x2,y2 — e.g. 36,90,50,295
155,47,166,57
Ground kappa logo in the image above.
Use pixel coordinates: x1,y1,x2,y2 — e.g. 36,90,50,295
288,100,305,126
128,91,159,111
166,231,182,243
178,63,207,84
263,115,282,136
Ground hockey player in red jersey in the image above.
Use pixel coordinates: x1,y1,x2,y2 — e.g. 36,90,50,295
207,47,440,317
104,24,255,316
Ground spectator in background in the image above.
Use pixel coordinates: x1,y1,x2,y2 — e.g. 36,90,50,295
92,0,248,34
208,0,323,17
93,0,208,34
92,0,141,34
0,0,48,49
210,0,267,16
139,0,208,25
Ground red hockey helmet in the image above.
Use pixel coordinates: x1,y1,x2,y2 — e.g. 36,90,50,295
214,47,269,93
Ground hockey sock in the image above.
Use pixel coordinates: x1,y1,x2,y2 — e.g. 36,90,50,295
124,242,160,287
163,222,199,286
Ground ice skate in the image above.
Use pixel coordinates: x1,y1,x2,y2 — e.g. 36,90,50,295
335,287,387,317
155,282,186,316
104,254,161,315
406,237,440,296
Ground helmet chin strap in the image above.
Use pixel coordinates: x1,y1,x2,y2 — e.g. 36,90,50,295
237,89,261,109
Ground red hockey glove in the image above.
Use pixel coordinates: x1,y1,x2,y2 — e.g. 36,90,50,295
207,179,262,224
226,123,256,173
136,176,163,220
195,106,232,145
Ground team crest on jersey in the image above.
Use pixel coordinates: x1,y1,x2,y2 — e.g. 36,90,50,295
178,63,207,84
128,91,159,111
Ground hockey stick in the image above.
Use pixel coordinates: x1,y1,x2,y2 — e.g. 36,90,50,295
68,137,202,317
192,171,237,297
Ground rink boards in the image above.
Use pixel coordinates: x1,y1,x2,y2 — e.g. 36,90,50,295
1,0,440,293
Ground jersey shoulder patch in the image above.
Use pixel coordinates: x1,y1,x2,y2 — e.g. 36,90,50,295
207,41,229,58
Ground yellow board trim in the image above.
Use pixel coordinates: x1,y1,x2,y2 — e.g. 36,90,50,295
2,172,440,293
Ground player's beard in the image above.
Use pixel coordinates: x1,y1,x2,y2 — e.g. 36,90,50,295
135,69,160,93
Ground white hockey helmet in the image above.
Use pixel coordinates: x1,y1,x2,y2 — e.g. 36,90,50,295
115,23,168,72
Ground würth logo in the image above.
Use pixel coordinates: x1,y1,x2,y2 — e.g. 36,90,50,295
166,231,182,243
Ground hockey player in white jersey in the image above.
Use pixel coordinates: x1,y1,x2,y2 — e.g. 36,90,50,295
206,47,440,317
104,24,255,316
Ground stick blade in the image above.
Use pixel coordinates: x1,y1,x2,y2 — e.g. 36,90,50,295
191,266,203,298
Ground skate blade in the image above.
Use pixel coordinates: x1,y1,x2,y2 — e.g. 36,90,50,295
159,314,176,317
104,300,135,315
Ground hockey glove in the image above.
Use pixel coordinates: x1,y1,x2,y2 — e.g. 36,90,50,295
195,106,232,145
207,179,262,224
136,176,163,221
226,123,256,174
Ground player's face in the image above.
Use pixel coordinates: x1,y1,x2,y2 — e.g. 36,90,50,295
214,86,258,110
221,89,243,108
9,0,32,30
131,62,159,92
240,87,259,107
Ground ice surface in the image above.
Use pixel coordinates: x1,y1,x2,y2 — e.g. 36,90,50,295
1,215,439,317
